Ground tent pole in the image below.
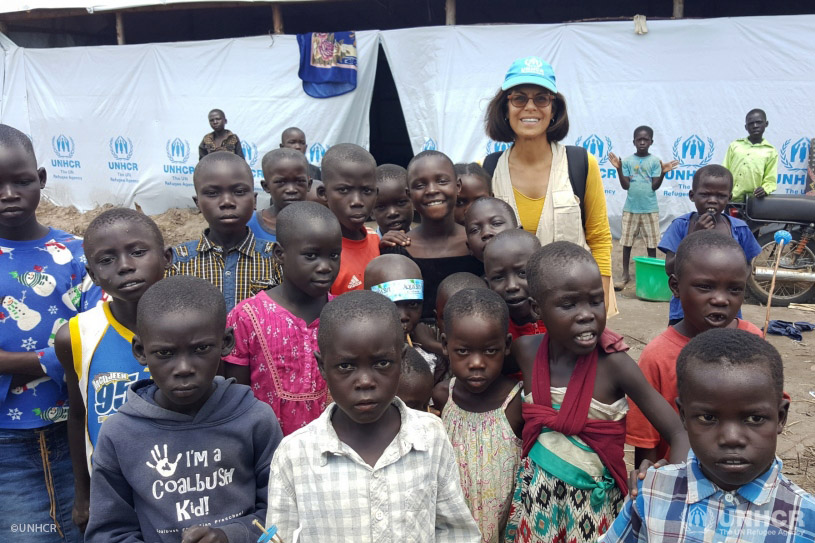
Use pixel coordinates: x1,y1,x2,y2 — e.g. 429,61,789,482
672,0,684,18
115,12,125,44
272,3,284,35
445,0,456,25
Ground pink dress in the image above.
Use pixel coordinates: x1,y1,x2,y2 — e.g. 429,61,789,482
225,290,330,435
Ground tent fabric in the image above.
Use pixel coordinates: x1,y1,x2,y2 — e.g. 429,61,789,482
0,31,378,214
379,16,815,237
1,16,813,221
0,1,320,15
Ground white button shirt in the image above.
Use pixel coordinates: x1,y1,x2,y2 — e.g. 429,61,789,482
267,398,481,543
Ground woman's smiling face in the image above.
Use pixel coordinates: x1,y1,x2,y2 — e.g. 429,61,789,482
506,85,554,140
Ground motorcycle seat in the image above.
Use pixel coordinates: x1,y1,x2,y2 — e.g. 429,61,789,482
746,195,815,223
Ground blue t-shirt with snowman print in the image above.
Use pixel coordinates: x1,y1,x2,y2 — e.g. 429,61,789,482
0,228,102,429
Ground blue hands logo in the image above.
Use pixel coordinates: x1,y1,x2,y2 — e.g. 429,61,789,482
574,135,612,165
672,135,714,167
165,138,190,164
780,138,810,172
309,142,327,165
52,135,75,158
422,138,437,152
241,141,258,166
109,136,134,161
486,140,512,155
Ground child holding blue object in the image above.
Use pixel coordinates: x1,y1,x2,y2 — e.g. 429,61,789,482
248,148,312,243
659,165,761,324
55,208,171,532
85,276,283,543
0,124,103,542
601,328,815,543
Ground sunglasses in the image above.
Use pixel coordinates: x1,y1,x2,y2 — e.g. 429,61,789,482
507,93,555,109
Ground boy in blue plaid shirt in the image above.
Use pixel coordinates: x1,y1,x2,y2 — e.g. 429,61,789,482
602,328,815,542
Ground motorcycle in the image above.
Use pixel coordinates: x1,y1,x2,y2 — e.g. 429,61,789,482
728,195,815,306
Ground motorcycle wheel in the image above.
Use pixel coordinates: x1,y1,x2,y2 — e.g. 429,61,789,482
747,231,815,306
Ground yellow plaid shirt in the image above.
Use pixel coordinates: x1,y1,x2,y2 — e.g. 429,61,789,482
168,229,282,311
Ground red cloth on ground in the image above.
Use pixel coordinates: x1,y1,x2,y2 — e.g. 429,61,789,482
522,329,631,496
626,319,763,459
508,319,546,340
330,229,380,296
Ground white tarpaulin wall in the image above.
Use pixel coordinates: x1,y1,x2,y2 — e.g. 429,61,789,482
381,16,815,238
0,31,378,214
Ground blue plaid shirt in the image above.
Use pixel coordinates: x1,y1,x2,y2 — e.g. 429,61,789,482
601,450,815,542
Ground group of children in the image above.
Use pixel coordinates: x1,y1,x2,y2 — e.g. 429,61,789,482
1,115,812,543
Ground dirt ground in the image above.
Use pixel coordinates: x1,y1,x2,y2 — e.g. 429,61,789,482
39,201,815,492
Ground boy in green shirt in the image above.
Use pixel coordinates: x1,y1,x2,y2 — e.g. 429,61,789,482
723,108,778,202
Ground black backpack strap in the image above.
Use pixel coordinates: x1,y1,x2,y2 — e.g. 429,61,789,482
564,145,589,229
482,151,503,177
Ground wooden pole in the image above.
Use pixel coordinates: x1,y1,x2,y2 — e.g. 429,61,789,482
115,12,125,44
672,0,684,18
272,3,283,35
445,0,456,25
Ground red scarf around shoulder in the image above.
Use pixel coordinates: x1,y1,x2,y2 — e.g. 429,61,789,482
521,329,630,496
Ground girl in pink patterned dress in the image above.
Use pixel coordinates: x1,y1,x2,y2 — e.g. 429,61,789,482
224,202,342,435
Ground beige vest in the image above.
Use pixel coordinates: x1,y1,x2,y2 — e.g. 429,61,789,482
493,142,589,250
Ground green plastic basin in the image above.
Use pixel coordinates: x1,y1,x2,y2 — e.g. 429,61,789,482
633,256,672,302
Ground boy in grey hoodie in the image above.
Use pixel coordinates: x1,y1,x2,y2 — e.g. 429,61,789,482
85,276,283,543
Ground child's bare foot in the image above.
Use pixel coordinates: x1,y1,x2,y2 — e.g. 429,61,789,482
614,274,630,291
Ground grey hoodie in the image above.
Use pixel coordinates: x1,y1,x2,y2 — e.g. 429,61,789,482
85,376,282,543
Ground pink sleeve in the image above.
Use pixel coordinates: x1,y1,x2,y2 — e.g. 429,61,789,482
223,302,252,366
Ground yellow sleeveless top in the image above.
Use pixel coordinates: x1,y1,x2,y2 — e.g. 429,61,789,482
512,187,545,235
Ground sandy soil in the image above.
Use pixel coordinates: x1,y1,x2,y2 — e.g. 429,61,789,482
37,202,815,492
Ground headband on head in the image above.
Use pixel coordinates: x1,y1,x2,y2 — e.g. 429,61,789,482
371,279,424,302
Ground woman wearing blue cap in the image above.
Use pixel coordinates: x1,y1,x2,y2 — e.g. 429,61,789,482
483,57,615,314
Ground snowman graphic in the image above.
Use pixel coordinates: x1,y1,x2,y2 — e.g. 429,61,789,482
11,269,56,297
48,317,68,347
42,240,72,265
1,295,42,331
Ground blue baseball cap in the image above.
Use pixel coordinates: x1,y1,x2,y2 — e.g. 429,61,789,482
501,56,557,93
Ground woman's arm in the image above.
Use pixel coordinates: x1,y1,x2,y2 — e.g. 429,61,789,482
582,155,612,277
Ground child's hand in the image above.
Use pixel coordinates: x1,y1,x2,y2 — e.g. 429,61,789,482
379,230,411,250
608,152,622,169
661,159,679,174
181,526,228,543
627,458,668,498
692,211,717,232
72,499,89,533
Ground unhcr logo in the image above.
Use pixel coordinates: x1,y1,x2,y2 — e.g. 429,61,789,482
110,136,134,161
575,135,612,165
422,138,437,151
241,141,258,167
309,142,326,165
108,136,137,173
780,138,809,172
671,135,714,168
486,140,512,155
166,138,190,164
52,135,75,159
164,138,194,175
